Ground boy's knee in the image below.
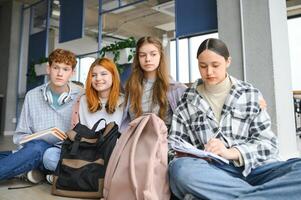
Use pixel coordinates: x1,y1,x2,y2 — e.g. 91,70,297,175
43,147,60,171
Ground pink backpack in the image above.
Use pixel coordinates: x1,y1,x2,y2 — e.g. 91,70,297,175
102,113,170,200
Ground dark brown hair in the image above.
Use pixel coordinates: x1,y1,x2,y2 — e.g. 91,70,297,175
197,38,230,60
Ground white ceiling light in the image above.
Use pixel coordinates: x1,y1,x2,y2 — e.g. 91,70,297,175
152,1,175,17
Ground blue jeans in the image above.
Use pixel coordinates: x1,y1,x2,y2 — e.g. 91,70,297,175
0,140,52,180
169,157,301,200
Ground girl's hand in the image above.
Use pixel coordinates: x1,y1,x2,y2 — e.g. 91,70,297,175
204,138,240,161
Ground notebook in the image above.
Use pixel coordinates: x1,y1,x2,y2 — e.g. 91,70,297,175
169,135,229,164
20,127,67,145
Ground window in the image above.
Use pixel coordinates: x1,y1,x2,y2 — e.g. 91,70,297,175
169,32,218,83
288,17,301,90
72,57,96,86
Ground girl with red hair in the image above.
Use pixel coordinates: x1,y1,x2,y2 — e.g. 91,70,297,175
46,58,123,184
71,57,124,129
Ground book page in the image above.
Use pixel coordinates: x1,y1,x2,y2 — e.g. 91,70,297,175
169,135,229,164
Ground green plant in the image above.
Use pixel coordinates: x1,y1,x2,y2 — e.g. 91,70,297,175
99,37,136,74
27,57,48,83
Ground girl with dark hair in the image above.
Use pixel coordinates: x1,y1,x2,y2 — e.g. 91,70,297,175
121,36,186,131
169,38,301,200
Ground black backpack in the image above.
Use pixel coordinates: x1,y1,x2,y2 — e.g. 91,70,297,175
52,119,120,199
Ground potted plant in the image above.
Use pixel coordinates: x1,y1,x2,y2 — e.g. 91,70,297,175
99,37,136,74
34,57,48,76
27,57,48,90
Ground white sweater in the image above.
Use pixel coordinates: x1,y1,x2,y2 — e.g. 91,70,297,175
78,95,124,131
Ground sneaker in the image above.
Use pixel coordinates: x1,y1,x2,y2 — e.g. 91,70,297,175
25,169,45,184
46,174,54,185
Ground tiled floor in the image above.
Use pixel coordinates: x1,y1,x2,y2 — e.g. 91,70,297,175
0,135,91,200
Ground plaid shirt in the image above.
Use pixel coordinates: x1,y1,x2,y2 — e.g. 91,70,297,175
13,83,83,145
169,76,280,176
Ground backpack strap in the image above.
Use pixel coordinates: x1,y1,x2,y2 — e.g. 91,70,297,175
92,118,107,132
69,118,106,155
70,133,82,155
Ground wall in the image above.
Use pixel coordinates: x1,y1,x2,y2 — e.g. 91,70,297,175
0,1,12,133
0,2,11,132
54,31,99,56
0,0,22,135
6,0,21,135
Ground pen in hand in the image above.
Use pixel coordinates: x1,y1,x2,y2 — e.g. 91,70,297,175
210,128,221,140
205,128,222,151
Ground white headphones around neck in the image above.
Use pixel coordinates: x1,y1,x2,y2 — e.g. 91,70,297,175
42,82,72,106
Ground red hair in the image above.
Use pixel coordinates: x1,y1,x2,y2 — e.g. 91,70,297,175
48,48,77,69
85,58,120,114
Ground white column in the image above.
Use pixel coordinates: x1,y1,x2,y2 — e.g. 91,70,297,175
217,0,299,158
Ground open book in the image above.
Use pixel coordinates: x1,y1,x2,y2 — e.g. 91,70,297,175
169,135,229,164
20,127,67,145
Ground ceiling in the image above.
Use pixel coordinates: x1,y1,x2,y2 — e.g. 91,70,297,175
12,0,301,42
14,0,176,41
83,0,175,40
287,0,301,16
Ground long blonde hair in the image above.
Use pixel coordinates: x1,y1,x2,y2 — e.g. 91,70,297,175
86,58,120,114
125,36,169,119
